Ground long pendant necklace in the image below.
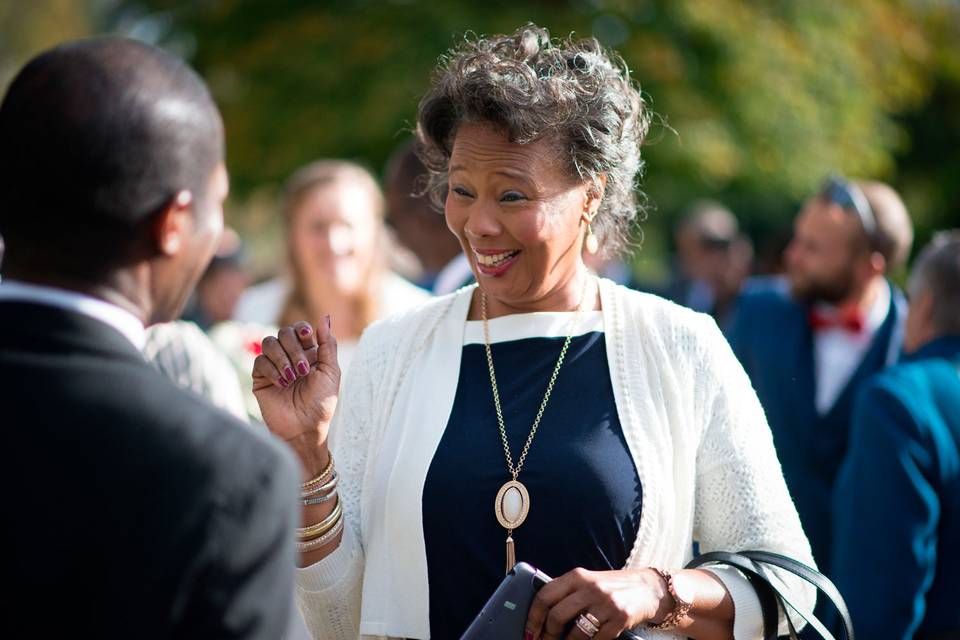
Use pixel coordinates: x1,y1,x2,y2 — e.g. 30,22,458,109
481,274,590,574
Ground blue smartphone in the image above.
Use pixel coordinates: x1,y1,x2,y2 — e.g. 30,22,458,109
460,563,642,640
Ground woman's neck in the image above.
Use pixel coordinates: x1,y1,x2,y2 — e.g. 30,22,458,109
469,269,600,320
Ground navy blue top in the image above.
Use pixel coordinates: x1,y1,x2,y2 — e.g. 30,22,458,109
422,312,643,639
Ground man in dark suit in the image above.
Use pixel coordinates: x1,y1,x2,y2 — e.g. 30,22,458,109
831,231,960,639
0,38,299,638
727,176,914,576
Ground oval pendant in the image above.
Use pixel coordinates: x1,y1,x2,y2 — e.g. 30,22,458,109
495,480,530,530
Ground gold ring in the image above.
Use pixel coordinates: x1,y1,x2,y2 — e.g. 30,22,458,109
575,613,600,637
583,612,601,628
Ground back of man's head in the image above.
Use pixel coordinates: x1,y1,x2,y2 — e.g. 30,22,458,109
0,37,223,283
857,180,913,272
909,230,960,337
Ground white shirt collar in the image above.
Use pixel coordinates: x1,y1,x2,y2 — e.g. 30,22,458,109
812,281,891,414
0,280,146,350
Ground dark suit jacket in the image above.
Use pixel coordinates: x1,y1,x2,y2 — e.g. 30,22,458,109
831,335,960,639
727,278,906,572
0,301,299,638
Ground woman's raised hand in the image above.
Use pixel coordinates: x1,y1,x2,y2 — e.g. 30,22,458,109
253,318,340,477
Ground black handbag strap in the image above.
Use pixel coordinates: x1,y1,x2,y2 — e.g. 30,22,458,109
687,550,854,640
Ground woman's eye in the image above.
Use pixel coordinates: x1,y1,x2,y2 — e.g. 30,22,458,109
451,186,473,198
500,191,526,202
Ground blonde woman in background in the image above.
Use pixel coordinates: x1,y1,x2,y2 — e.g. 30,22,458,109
221,160,428,418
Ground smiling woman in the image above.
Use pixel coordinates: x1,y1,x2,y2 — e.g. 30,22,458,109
252,23,816,640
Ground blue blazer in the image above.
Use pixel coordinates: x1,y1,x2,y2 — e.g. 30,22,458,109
726,278,906,572
830,335,960,639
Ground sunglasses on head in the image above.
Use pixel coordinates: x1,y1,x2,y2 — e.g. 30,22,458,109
821,175,878,242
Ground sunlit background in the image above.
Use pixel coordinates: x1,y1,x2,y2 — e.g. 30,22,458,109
2,0,958,284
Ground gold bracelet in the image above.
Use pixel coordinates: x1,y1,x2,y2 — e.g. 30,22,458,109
296,516,344,553
297,499,342,540
648,568,693,630
301,453,335,491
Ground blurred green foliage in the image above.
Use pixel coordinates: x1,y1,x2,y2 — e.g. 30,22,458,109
3,0,958,277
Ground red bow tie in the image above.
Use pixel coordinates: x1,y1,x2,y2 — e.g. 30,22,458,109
808,307,865,333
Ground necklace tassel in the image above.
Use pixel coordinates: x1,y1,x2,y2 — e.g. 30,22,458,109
505,532,515,575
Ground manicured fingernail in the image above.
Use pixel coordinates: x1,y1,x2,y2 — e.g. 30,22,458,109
278,377,288,388
325,314,331,329
300,325,311,336
284,366,295,382
297,361,309,376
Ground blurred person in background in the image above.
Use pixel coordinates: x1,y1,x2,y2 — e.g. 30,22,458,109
728,176,913,581
144,319,249,421
233,159,429,369
830,230,960,640
183,226,250,330
384,138,473,295
0,37,298,638
664,201,753,329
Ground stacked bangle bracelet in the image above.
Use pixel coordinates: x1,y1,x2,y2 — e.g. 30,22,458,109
301,453,335,492
297,516,345,552
302,470,339,501
298,500,342,539
297,453,344,552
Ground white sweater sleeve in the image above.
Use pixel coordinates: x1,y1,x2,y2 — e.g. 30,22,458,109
293,340,375,639
691,315,817,638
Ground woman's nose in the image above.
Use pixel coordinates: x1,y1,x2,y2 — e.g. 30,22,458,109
463,199,502,240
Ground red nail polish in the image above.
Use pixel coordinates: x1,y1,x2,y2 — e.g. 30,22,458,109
297,361,309,376
300,326,311,336
284,366,295,382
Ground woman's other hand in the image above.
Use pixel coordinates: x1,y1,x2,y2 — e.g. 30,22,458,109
526,567,734,640
525,567,668,640
253,317,340,478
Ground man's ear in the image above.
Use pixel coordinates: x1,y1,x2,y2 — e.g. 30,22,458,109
153,191,194,256
915,287,936,326
868,250,887,276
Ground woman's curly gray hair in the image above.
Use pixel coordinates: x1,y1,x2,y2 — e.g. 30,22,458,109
416,24,650,257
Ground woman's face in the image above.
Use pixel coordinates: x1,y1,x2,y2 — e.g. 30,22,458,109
445,122,596,313
289,181,380,297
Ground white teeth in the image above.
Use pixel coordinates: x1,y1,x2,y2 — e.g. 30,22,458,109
476,251,519,267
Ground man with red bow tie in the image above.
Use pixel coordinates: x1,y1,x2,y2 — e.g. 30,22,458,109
728,176,913,584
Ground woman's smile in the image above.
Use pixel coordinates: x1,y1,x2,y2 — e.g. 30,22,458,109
473,247,522,276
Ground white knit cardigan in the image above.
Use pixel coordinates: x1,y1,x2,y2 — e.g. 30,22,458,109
295,279,816,639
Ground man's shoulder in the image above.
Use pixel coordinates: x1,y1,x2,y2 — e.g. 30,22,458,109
864,354,956,405
737,276,796,311
69,355,291,482
141,375,294,479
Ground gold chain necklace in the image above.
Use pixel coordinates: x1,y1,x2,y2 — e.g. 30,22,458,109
481,274,591,574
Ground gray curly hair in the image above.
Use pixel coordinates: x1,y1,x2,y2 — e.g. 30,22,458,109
415,24,650,257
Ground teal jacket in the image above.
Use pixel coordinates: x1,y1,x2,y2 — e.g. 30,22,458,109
831,335,960,638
